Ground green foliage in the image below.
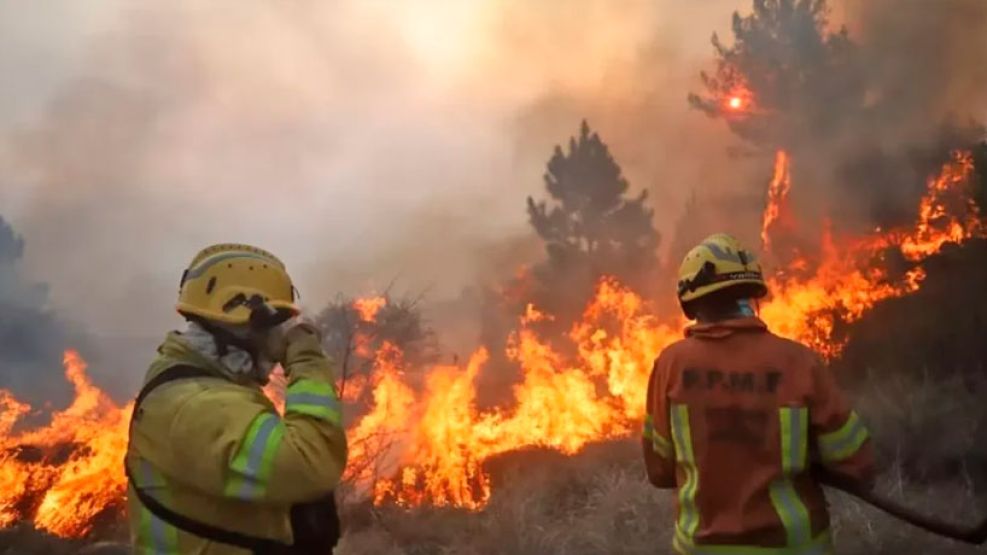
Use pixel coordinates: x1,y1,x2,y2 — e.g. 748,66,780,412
525,121,659,319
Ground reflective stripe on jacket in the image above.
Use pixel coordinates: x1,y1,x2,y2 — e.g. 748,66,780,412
643,317,874,553
126,331,347,554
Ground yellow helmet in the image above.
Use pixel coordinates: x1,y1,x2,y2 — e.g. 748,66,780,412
177,243,299,327
677,233,767,314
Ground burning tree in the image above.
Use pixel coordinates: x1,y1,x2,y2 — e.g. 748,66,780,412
689,0,984,230
687,0,861,148
315,292,438,401
525,121,660,323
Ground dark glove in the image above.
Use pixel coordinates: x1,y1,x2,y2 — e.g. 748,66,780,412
288,493,341,554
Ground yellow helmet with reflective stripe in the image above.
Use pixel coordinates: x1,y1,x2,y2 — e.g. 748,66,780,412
177,244,299,327
677,233,767,307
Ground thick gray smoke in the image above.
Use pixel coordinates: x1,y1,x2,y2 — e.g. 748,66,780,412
0,215,78,401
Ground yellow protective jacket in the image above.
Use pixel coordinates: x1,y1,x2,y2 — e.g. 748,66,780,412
126,330,347,554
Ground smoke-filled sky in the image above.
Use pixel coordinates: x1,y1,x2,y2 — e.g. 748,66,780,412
0,0,751,384
1,0,984,392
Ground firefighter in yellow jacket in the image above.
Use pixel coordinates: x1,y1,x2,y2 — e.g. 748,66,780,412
126,244,347,554
644,234,875,555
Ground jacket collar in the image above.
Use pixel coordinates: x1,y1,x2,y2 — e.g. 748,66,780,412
156,332,255,385
685,317,768,339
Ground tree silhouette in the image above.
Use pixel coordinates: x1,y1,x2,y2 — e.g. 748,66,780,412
0,214,68,398
524,121,659,319
688,0,862,148
688,0,983,231
315,291,438,401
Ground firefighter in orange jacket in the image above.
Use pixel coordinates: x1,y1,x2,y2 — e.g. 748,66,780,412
644,233,875,555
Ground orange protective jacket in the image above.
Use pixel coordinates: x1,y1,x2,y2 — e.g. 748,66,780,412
643,317,874,555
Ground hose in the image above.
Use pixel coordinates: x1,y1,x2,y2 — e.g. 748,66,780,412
814,466,987,544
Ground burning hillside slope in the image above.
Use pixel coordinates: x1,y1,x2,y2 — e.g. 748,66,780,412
0,150,983,537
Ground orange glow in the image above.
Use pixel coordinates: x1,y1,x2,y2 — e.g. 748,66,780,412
723,85,752,113
354,295,387,323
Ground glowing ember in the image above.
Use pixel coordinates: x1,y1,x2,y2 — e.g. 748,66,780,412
723,86,752,113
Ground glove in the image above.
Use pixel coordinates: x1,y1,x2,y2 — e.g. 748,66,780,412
281,322,331,380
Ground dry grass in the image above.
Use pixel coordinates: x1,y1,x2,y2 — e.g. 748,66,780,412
12,371,987,555
338,372,987,555
338,447,987,555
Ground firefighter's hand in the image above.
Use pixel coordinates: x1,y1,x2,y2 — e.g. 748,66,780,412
281,322,327,376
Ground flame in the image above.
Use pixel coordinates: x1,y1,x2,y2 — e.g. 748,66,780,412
2,152,984,532
761,149,793,255
353,296,387,323
899,151,981,260
262,366,287,414
570,277,683,417
760,150,981,356
347,278,677,510
0,351,132,537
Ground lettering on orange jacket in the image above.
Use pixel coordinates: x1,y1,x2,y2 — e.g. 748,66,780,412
682,367,783,394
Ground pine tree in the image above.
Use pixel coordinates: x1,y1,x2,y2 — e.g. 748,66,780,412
525,121,659,319
687,0,861,148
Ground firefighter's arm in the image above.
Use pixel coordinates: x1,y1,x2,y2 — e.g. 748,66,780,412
643,357,676,489
808,359,875,487
167,327,347,504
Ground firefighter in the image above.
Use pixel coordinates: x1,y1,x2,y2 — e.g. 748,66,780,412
125,244,347,554
643,233,875,555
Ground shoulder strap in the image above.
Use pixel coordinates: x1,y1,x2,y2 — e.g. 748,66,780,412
132,364,217,415
128,364,288,555
125,463,285,554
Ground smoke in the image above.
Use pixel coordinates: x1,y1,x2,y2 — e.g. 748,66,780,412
688,0,987,248
0,0,751,392
0,215,79,401
836,0,987,227
1,1,981,393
